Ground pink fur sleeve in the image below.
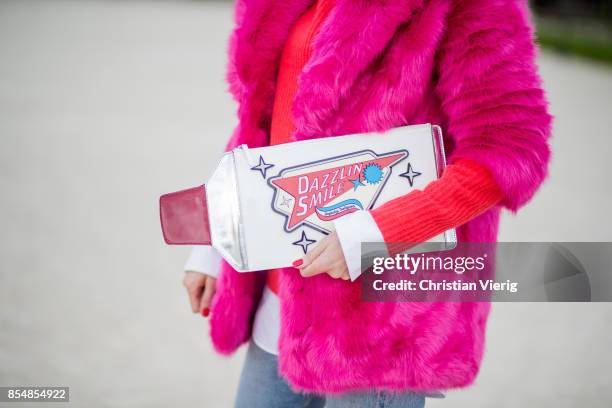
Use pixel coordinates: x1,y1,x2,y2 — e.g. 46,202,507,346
435,0,553,211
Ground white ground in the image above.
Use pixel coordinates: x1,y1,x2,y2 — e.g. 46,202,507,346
1,1,611,407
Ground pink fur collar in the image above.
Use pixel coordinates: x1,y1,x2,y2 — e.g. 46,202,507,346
227,0,427,144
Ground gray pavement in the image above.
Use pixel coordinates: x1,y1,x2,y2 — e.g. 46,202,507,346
0,1,611,407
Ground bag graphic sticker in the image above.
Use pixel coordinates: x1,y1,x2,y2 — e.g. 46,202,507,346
268,150,408,233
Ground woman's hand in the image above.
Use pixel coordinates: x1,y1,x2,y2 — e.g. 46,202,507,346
183,271,216,317
293,232,350,280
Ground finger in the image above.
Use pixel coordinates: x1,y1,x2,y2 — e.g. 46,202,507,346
327,266,349,280
321,254,350,280
199,277,216,317
300,255,328,277
337,268,350,280
296,237,328,269
186,282,204,313
335,262,350,280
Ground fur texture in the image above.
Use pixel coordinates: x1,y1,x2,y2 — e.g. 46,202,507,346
210,0,552,393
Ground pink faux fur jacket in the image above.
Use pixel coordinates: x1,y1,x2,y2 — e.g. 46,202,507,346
210,0,552,394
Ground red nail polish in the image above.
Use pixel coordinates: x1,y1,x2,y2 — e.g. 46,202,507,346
292,259,303,267
201,308,210,317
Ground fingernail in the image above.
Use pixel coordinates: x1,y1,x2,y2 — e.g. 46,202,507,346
201,308,210,317
292,259,303,267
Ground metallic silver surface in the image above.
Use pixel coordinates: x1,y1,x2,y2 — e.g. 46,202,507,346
206,152,246,271
433,125,457,250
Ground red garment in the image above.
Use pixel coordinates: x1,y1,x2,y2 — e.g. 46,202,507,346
270,0,335,144
267,0,335,294
372,159,503,254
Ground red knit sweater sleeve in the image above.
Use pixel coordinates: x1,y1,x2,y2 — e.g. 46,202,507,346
370,159,503,248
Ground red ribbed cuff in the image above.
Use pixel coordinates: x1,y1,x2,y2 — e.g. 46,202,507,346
371,159,503,250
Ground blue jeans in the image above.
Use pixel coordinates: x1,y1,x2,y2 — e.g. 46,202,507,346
235,341,427,408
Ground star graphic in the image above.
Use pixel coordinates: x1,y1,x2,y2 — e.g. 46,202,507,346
292,231,316,254
349,176,365,191
251,156,274,179
280,196,292,208
399,163,421,187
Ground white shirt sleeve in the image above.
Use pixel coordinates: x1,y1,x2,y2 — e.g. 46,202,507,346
333,210,386,281
184,246,222,278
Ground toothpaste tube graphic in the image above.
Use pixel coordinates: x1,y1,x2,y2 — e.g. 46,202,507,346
160,124,456,272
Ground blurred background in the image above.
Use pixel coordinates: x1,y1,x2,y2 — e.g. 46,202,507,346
0,0,611,407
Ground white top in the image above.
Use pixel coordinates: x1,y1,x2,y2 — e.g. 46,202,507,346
184,210,384,355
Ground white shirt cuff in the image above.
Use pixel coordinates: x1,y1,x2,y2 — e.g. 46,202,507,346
184,246,222,278
333,210,385,281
